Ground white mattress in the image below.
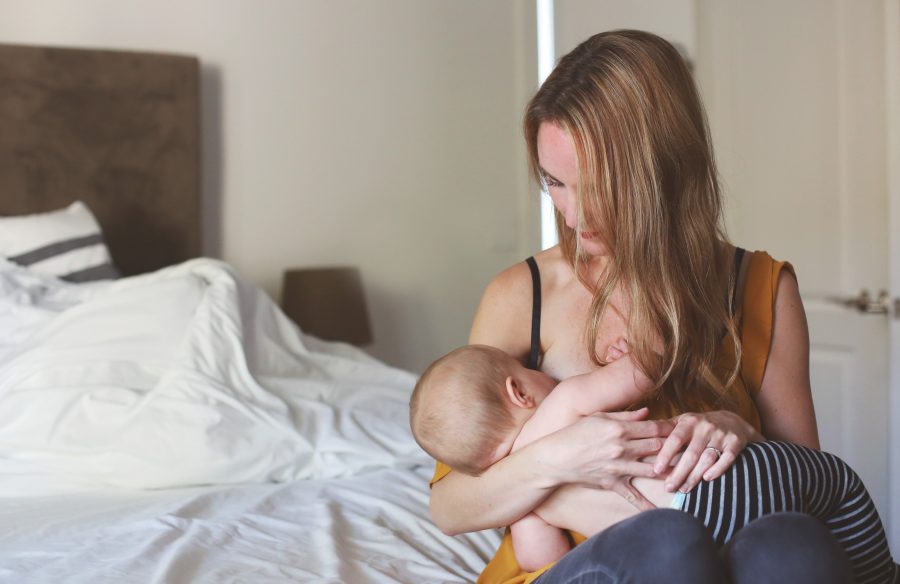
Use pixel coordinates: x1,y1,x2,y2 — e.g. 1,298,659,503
0,258,500,582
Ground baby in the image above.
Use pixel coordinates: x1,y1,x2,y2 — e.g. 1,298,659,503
410,344,899,583
410,341,648,477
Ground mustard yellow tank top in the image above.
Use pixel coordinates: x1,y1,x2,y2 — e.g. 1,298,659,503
430,251,794,584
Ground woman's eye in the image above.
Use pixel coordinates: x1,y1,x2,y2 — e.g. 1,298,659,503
542,175,563,189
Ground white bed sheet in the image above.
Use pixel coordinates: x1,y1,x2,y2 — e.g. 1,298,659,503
0,466,501,583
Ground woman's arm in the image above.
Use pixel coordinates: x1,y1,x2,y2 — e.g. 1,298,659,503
431,409,667,534
430,436,562,535
431,262,557,535
752,269,819,447
654,268,817,493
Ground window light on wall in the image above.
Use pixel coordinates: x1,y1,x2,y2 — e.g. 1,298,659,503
537,0,558,250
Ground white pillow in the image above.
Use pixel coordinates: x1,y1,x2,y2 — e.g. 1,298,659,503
0,201,119,282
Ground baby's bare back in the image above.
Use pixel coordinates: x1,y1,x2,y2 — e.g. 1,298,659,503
536,473,674,537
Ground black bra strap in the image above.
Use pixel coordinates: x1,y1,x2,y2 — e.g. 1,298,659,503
731,247,746,316
525,257,542,370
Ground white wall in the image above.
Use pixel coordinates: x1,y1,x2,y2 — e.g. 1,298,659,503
554,0,697,62
0,0,540,372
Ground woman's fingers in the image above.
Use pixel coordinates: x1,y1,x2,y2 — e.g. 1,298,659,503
663,456,692,493
653,420,692,473
611,479,656,511
702,448,737,482
596,410,756,495
580,409,669,443
656,410,755,492
665,430,710,492
679,448,720,493
603,407,649,421
561,410,676,490
614,460,661,479
701,434,744,481
598,409,673,439
626,437,666,459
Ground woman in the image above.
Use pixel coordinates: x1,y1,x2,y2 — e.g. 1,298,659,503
429,30,856,583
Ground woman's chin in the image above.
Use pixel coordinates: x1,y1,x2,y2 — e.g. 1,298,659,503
580,240,610,258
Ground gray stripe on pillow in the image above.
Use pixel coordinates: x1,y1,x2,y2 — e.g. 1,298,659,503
8,233,105,266
61,262,121,282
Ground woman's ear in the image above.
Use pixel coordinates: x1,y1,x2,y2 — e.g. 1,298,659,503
505,376,535,409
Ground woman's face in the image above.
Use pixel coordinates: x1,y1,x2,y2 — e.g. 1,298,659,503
536,122,608,257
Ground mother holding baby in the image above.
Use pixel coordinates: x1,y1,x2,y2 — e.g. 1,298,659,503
429,30,855,583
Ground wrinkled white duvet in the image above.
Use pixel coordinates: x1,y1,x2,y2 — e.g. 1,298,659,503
0,257,426,495
0,467,500,583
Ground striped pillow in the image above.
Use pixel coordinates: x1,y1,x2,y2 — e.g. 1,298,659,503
0,201,120,282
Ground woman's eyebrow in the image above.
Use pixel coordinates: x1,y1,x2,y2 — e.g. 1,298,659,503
539,167,563,185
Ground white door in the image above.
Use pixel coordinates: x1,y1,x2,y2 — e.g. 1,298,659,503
696,0,897,548
886,0,900,552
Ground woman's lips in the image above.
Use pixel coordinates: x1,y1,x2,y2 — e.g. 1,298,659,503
580,231,596,240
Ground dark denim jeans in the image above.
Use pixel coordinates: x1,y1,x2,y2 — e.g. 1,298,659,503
533,509,854,584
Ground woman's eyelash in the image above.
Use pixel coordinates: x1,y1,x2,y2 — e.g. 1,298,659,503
542,175,563,188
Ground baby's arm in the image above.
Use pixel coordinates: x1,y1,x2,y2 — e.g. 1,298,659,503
513,353,653,449
509,351,655,571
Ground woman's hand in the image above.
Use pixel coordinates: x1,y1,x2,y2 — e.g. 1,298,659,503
541,407,673,511
654,410,765,494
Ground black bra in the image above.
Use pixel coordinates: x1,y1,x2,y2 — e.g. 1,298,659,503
524,256,542,370
523,247,746,371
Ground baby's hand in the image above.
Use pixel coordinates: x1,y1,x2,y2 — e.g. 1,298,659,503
604,337,629,362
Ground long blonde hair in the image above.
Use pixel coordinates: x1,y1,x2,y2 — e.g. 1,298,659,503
524,30,740,413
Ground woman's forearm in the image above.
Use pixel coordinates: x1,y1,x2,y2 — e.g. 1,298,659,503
431,411,670,534
429,440,561,535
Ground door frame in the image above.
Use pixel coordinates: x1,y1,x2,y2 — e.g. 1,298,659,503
885,0,900,551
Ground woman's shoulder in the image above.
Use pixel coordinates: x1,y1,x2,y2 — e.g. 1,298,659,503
469,247,568,355
735,248,800,389
476,258,533,312
737,249,796,306
531,245,580,291
480,247,567,298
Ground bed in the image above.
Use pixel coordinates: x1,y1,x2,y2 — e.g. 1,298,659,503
0,43,499,582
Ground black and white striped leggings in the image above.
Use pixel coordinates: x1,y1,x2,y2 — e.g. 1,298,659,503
673,441,899,584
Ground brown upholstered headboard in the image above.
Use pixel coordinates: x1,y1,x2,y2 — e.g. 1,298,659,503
0,43,201,276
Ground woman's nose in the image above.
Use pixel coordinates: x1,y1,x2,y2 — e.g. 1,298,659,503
563,193,578,228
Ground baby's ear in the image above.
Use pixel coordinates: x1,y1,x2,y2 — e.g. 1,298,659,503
504,376,535,409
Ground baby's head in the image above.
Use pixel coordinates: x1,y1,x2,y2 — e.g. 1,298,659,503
409,344,555,476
